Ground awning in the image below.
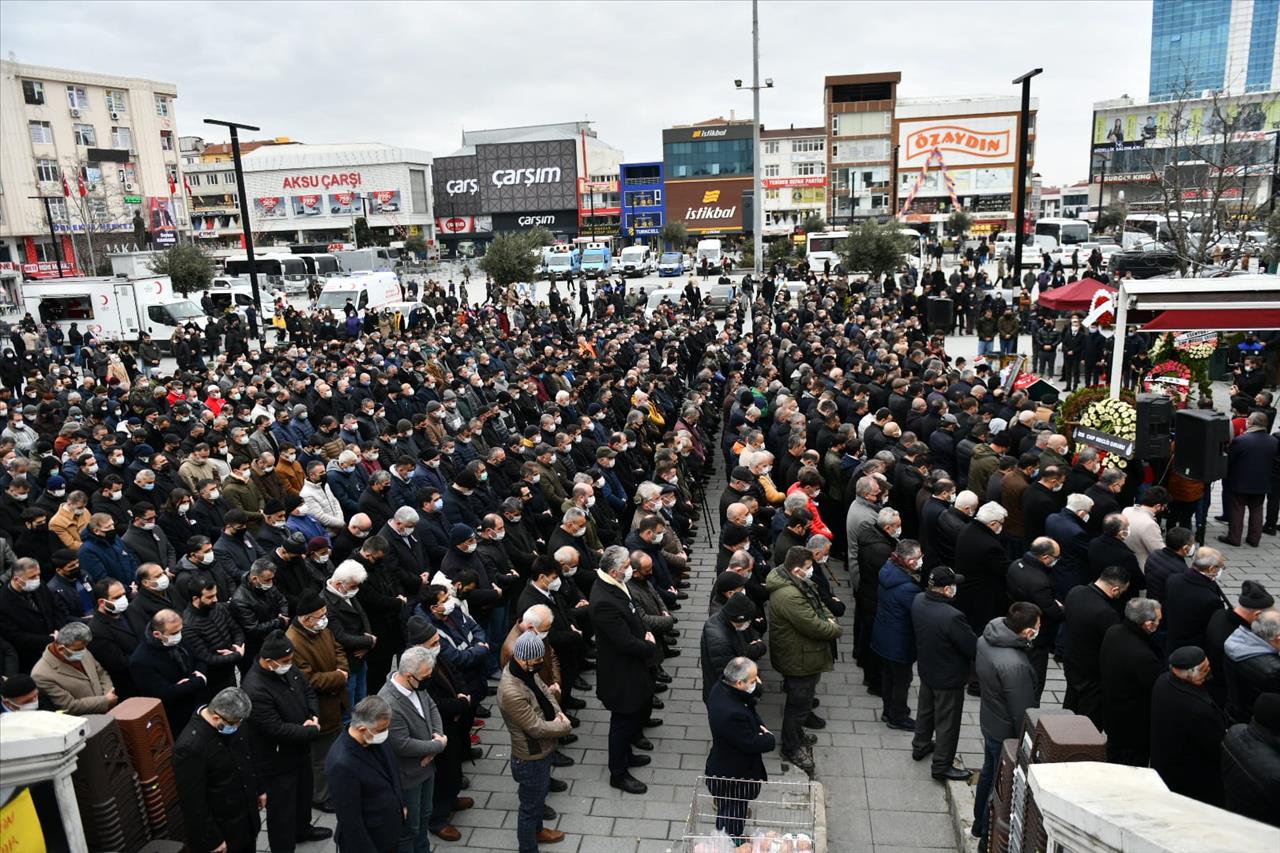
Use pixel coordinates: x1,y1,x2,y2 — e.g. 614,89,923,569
1036,278,1116,313
1143,308,1280,331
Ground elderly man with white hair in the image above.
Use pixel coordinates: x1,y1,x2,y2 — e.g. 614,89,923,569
376,645,448,853
324,559,376,711
1045,492,1093,599
31,620,118,714
954,502,1011,637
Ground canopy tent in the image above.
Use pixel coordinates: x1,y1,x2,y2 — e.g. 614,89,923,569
1143,308,1280,332
1036,278,1116,313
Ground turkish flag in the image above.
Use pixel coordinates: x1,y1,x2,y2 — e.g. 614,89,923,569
183,175,192,196
77,175,88,197
168,174,178,196
62,174,70,197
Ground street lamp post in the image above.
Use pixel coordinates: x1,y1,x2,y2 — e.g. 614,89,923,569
735,0,773,280
28,195,66,277
204,118,266,351
1011,68,1042,292
1093,151,1110,228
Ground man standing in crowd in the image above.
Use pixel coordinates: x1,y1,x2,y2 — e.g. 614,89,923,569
911,566,976,782
173,687,263,853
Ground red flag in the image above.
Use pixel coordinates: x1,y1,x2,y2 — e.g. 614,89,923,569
62,173,70,197
168,173,178,196
77,174,88,197
183,175,192,196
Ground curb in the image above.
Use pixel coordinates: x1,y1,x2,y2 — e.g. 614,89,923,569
946,777,981,853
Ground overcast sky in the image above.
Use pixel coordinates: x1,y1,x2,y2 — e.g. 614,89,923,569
2,0,1152,186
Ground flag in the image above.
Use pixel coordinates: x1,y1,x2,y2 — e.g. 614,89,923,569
77,174,87,197
62,173,70,197
183,175,192,196
168,173,178,196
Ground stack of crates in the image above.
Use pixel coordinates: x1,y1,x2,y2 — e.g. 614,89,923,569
1015,710,1108,853
987,738,1019,853
110,697,185,844
70,714,150,852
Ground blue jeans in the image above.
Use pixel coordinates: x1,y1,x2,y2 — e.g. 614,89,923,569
344,661,367,724
977,339,996,357
400,776,435,853
972,735,1003,839
510,754,552,853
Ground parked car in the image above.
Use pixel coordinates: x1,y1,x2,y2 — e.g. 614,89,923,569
1109,244,1183,279
705,283,738,318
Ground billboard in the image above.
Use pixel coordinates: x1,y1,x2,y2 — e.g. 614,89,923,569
146,197,178,244
328,192,364,215
291,194,325,217
1091,97,1279,146
474,139,579,214
432,154,482,217
436,215,493,235
253,196,288,219
661,123,755,144
897,115,1018,167
367,190,402,214
666,178,748,233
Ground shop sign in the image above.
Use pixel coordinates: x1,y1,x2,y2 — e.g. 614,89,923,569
367,190,402,213
253,197,288,219
492,211,576,232
281,172,363,191
666,180,747,231
124,195,142,204
897,116,1017,167
475,140,578,214
435,215,493,235
762,176,828,189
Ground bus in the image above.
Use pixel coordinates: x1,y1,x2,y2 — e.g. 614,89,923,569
223,253,309,293
1121,214,1185,249
805,230,848,270
1033,218,1091,251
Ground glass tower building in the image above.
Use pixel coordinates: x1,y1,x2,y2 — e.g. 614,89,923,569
1150,0,1280,100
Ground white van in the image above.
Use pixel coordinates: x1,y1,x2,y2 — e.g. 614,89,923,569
26,274,206,344
619,245,654,277
696,239,723,266
316,271,403,313
335,248,396,273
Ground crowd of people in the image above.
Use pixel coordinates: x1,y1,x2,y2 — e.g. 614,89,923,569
0,256,1277,853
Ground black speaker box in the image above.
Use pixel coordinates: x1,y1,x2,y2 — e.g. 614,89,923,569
926,297,954,332
1174,409,1231,482
1135,393,1173,459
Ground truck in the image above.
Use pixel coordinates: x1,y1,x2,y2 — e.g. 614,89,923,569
580,242,612,277
618,245,654,277
25,253,207,345
543,246,581,279
696,239,723,267
316,271,403,312
334,247,397,273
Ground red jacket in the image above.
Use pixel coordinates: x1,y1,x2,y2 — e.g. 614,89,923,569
785,482,833,541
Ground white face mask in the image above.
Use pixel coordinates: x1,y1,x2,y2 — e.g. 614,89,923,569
20,578,40,592
160,631,183,647
1026,628,1040,642
109,596,129,614
273,663,293,675
200,551,215,565
535,629,550,640
367,729,389,745
152,574,170,592
547,576,563,592
209,489,221,501
733,620,752,632
462,542,477,554
652,532,664,544
622,567,634,583
440,598,456,616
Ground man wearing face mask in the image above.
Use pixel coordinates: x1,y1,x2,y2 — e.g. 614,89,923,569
324,559,377,712
78,511,138,585
1164,546,1231,655
872,540,926,732
971,602,1042,845
1149,646,1226,806
330,513,374,566
129,609,208,732
173,686,263,853
1098,598,1165,766
517,561,587,715
121,502,177,572
230,559,290,668
287,589,349,815
699,591,759,704
1086,514,1142,601
703,656,775,842
87,577,140,697
1021,465,1065,542
1005,538,1065,700
910,567,977,782
420,583,490,715
1061,565,1131,728
31,620,117,714
242,629,331,852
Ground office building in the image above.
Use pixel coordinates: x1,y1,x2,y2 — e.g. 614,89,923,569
824,72,899,224
759,126,827,235
1150,0,1280,100
662,116,754,236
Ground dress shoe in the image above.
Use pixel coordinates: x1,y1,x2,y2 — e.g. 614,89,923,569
882,714,916,731
431,825,462,842
781,747,815,775
568,714,580,728
643,717,663,728
628,753,652,768
610,773,648,795
656,671,673,684
632,735,654,751
670,602,683,611
543,805,558,821
559,734,579,745
666,629,681,639
454,796,475,811
912,742,936,761
474,704,492,719
548,777,568,793
311,801,335,813
802,732,818,746
1217,534,1242,547
676,580,690,589
663,647,681,658
1264,526,1278,536
866,684,882,697
674,591,689,600
934,767,974,782
485,684,498,697
966,683,981,697
552,750,575,768
803,712,826,729
299,826,333,842
536,828,567,844
470,745,483,759
650,696,665,710
573,676,591,691
564,696,587,710
654,682,668,694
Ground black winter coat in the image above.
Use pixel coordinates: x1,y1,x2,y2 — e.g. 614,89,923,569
1006,555,1064,653
181,603,245,692
229,581,289,660
1149,672,1225,805
1220,721,1280,827
910,590,977,689
1082,484,1120,539
1163,569,1229,656
1098,621,1164,764
1143,547,1186,605
588,573,659,713
704,679,775,783
325,730,404,853
700,608,750,702
241,660,320,777
1021,482,1059,541
1086,534,1142,592
0,583,68,672
954,521,1009,632
129,634,208,733
87,609,141,697
173,714,262,853
1061,583,1121,680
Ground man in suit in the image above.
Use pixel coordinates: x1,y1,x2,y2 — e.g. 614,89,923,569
325,695,405,853
1221,412,1276,547
589,545,660,795
376,646,447,853
1061,566,1130,729
1164,547,1230,654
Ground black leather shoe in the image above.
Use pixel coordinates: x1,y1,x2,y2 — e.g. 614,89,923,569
802,732,818,746
299,826,333,842
470,746,483,759
803,712,826,729
568,714,580,728
628,754,652,768
934,767,974,782
654,683,668,694
632,736,654,751
573,676,590,691
656,671,672,684
610,773,648,795
663,648,681,658
551,750,575,767
543,805,558,820
643,717,663,728
675,580,690,589
674,591,689,600
912,742,936,761
548,777,568,793
966,683,981,697
563,696,587,710
666,629,681,639
474,704,492,719
811,697,820,708
559,734,579,745
311,801,334,813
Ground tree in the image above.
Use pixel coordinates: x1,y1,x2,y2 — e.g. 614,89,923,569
766,238,794,266
525,225,555,247
479,232,540,289
660,221,688,251
60,155,137,275
838,219,914,282
147,244,216,295
353,216,374,249
1263,208,1280,271
403,233,428,257
801,214,827,234
946,209,974,238
1095,201,1127,236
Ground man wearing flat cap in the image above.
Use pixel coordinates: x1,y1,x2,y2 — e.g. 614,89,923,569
1149,645,1227,806
286,588,349,813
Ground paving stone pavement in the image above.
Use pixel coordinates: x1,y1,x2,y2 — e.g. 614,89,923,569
256,343,1280,853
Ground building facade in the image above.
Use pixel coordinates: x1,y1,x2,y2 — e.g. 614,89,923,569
619,162,664,240
824,72,899,224
1150,0,1280,101
661,117,754,236
430,121,622,257
184,142,433,249
0,60,182,277
759,126,827,236
893,95,1036,238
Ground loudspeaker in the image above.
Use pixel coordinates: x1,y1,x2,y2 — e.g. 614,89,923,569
1174,409,1231,481
926,297,954,332
1134,393,1173,459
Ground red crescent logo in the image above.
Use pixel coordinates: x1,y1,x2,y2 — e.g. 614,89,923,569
100,295,109,306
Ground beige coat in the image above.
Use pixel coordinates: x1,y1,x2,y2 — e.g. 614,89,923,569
496,666,571,761
31,646,114,715
49,504,88,550
287,621,350,733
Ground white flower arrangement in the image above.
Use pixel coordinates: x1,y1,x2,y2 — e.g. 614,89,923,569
1179,342,1216,360
1079,397,1138,468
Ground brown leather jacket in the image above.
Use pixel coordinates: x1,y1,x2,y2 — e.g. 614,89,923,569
496,667,571,760
500,623,561,689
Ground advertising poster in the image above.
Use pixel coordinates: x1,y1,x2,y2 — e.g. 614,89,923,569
666,179,748,233
146,197,178,244
328,192,363,215
974,167,1013,191
291,194,324,217
897,115,1018,167
367,190,402,214
253,196,288,219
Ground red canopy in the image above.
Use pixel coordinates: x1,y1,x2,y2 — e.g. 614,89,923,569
1036,278,1117,312
1144,309,1280,332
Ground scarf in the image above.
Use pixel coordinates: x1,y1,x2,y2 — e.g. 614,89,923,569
507,658,555,723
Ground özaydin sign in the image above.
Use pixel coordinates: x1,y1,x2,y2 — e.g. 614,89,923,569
897,115,1018,168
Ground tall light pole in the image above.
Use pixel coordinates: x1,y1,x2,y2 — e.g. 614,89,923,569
1093,150,1110,228
736,0,772,279
204,118,266,350
1011,68,1042,292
